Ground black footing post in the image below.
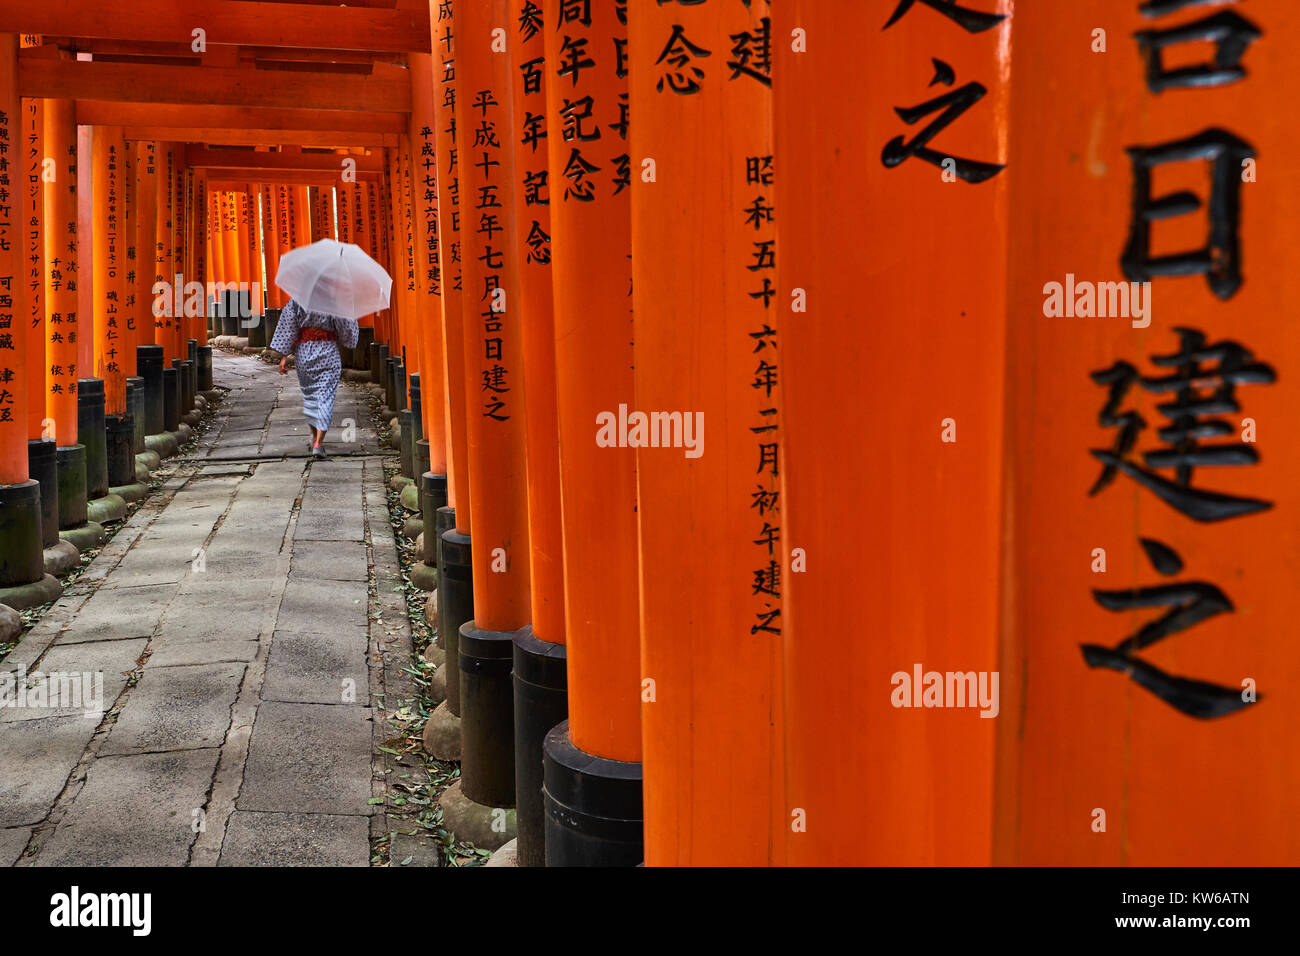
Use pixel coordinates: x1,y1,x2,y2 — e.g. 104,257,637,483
126,377,145,453
0,480,45,588
105,415,136,487
26,439,59,550
356,326,375,371
220,290,239,337
397,409,415,479
162,367,180,431
265,308,281,350
246,309,267,348
383,356,397,410
438,526,473,717
392,359,407,412
543,720,644,867
197,346,213,391
77,378,108,499
55,445,88,530
180,360,194,412
513,627,568,867
409,372,423,441
421,475,448,567
187,339,199,405
459,621,518,808
415,441,432,491
370,343,387,386
138,344,165,435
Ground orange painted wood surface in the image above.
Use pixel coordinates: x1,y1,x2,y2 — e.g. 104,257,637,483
773,0,1008,865
407,59,448,471
21,96,45,440
91,125,129,416
430,2,470,520
995,0,1300,866
542,0,638,760
43,97,78,445
629,0,784,866
0,35,29,482
454,0,531,631
134,140,159,351
509,0,563,647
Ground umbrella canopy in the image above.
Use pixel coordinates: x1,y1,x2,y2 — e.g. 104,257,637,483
274,238,393,321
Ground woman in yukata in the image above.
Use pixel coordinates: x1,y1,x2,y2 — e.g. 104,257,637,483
270,298,360,458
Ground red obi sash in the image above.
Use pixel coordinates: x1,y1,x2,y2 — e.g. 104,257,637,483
294,327,336,347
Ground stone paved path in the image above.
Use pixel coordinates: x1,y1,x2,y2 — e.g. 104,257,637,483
0,351,408,866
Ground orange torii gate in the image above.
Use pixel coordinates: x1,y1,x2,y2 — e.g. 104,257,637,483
507,0,566,869
628,0,784,867
446,0,531,819
535,0,643,867
407,50,448,606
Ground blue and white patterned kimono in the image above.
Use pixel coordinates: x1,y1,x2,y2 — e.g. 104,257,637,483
270,299,359,433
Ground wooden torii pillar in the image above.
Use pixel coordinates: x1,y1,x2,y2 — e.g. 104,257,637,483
426,0,475,738
0,32,57,608
90,123,137,494
20,90,61,560
43,96,93,545
507,0,566,868
447,0,531,817
772,0,1007,864
538,0,642,866
408,51,448,596
995,0,1298,866
260,184,281,310
628,0,783,867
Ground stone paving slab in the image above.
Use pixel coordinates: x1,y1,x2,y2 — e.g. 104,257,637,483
101,663,246,755
58,584,177,645
1,638,146,722
276,578,368,633
263,630,369,706
147,639,261,669
156,585,276,645
218,810,369,867
237,702,373,816
0,715,99,827
0,827,31,866
34,749,221,866
289,540,370,582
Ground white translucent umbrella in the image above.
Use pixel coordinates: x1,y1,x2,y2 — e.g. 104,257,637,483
274,238,393,320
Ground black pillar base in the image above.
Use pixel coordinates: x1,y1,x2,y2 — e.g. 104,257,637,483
397,409,415,479
26,439,59,550
543,721,644,867
126,377,146,454
459,621,518,808
0,479,45,588
197,346,214,391
77,378,109,499
513,626,568,868
409,372,423,442
438,526,473,717
187,340,199,404
55,445,88,530
138,344,165,435
266,308,281,349
392,360,407,412
420,473,447,568
383,356,396,410
162,367,180,431
105,415,136,488
247,311,267,348
356,326,375,371
180,360,195,412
